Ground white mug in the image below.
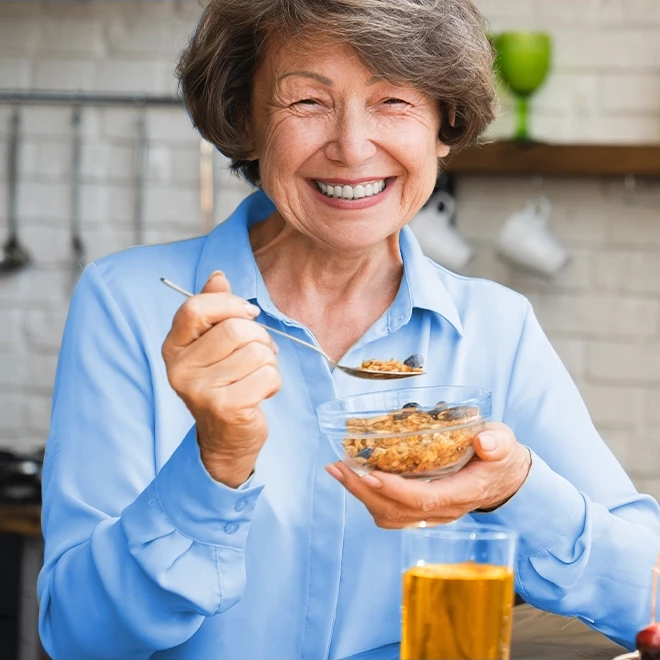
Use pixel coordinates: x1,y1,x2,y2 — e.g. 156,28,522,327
410,190,474,272
496,195,569,277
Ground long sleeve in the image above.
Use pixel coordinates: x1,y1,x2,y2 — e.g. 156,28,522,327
475,303,660,650
38,263,264,660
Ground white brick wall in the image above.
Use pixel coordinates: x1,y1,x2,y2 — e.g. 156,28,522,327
0,1,658,501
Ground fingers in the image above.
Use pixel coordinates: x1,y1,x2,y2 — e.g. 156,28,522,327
325,462,457,529
180,317,277,369
201,270,232,295
474,422,518,462
164,274,262,353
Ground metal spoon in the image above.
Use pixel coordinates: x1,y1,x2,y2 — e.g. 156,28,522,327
160,278,425,381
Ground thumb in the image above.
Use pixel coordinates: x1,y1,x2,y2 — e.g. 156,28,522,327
201,270,231,295
474,424,517,462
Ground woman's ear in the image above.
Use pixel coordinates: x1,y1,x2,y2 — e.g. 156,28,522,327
437,104,457,158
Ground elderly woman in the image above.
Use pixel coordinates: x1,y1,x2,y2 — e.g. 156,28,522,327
38,0,660,659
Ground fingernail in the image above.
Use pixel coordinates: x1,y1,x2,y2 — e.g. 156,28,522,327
479,432,497,452
244,302,261,317
209,270,225,279
326,464,343,480
361,473,382,488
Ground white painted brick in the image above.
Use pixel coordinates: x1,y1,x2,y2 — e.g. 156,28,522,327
20,223,72,268
18,181,70,223
147,108,198,144
144,184,200,227
23,269,76,310
531,293,660,338
553,30,660,70
34,59,97,92
20,140,71,181
0,353,25,388
508,248,593,293
20,107,72,139
644,390,660,426
26,352,58,392
0,392,23,435
25,395,52,435
600,74,660,113
465,247,512,285
548,337,587,377
534,0,600,24
84,227,138,262
588,342,660,385
37,18,105,57
0,57,32,89
599,0,660,27
0,18,39,53
534,73,599,115
580,383,643,429
94,59,175,95
105,9,192,57
101,108,147,142
24,309,68,353
609,207,660,248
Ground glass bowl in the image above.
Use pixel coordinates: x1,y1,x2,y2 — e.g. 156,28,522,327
317,386,492,480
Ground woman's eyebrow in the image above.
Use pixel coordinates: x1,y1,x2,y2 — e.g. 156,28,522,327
277,71,333,85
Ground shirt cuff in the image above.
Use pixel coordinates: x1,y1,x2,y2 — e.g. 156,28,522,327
155,425,264,548
472,449,584,559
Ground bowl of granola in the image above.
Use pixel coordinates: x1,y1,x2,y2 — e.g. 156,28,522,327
317,386,491,480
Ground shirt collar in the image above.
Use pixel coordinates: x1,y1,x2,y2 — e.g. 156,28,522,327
196,190,463,336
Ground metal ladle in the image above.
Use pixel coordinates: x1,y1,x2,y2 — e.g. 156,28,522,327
160,278,425,381
0,107,31,274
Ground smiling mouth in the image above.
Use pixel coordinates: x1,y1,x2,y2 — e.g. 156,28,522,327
314,178,388,200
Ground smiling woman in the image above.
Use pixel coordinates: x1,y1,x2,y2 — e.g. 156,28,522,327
37,1,660,659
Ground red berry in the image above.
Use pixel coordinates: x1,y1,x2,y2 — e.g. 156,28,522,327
637,623,660,660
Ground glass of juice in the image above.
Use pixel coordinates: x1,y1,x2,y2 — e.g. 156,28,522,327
401,522,518,660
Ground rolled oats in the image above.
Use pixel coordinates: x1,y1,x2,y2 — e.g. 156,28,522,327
342,404,483,476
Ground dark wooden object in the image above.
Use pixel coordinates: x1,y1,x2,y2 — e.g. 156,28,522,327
445,140,660,177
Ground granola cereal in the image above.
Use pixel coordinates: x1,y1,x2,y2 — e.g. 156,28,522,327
360,358,424,374
341,403,483,476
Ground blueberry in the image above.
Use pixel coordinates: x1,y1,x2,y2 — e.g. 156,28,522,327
356,447,374,459
445,406,471,420
403,354,424,369
435,400,449,410
403,402,421,409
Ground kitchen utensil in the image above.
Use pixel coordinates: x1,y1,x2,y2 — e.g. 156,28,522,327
493,32,552,142
160,277,425,380
70,105,86,289
0,107,31,274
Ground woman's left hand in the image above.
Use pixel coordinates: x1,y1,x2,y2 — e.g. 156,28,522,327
325,423,531,529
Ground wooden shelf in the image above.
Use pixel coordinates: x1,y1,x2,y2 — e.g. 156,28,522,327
0,504,41,536
444,141,660,177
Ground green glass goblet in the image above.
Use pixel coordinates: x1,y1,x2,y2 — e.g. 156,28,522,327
493,32,552,142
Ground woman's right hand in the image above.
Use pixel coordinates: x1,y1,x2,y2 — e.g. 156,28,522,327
162,271,282,487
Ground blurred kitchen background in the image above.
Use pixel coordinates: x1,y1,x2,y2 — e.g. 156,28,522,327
1,0,660,658
0,0,658,494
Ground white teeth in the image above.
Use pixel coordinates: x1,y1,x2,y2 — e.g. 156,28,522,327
317,179,385,200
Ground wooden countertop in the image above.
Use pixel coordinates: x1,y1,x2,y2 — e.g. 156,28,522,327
0,503,42,536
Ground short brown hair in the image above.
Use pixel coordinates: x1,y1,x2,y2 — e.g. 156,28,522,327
177,0,497,187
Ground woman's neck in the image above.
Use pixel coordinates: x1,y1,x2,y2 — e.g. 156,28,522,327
249,212,404,361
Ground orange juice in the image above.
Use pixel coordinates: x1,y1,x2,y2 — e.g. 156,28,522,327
402,562,515,660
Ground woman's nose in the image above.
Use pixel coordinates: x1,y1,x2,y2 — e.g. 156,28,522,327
323,104,378,166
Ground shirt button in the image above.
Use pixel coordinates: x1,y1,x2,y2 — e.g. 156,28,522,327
224,522,240,535
235,498,248,512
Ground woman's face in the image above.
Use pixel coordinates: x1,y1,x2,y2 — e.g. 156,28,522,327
248,36,449,253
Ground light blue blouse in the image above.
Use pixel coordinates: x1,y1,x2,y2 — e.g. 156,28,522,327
39,190,660,660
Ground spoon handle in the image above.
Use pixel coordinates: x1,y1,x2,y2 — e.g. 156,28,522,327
160,278,335,364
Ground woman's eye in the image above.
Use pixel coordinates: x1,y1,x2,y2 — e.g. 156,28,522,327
294,99,320,106
383,98,409,105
